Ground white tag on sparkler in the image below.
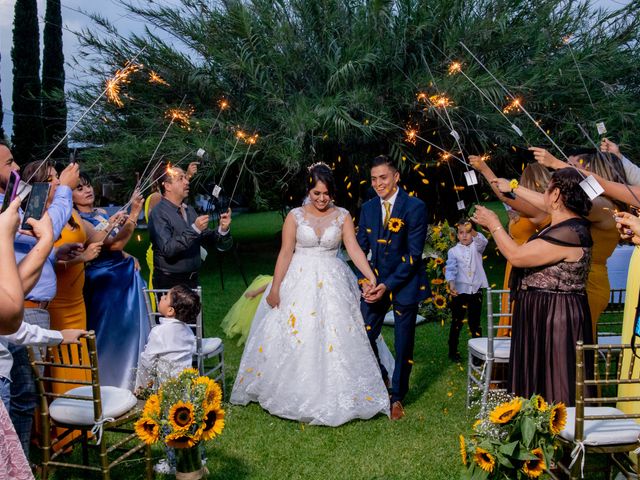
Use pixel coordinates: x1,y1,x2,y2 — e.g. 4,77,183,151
596,122,607,136
212,185,222,198
511,124,523,137
579,175,604,200
196,148,206,158
464,170,478,186
16,181,32,202
456,200,465,211
450,130,460,142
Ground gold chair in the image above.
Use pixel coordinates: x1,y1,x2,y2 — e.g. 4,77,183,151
557,341,640,479
27,332,152,480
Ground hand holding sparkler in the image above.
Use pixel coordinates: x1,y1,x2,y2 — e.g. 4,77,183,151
530,147,566,170
218,209,232,233
186,162,199,180
614,211,640,245
194,215,210,232
468,155,491,175
470,205,502,233
600,138,621,157
490,178,513,194
59,163,81,189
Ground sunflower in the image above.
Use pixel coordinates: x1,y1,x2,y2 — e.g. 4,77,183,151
198,406,225,441
522,448,546,478
431,278,444,285
489,398,522,424
433,294,447,309
473,447,495,473
178,367,199,380
166,430,198,449
134,416,160,445
532,395,548,412
168,401,196,431
142,393,161,417
387,218,404,233
549,403,567,434
434,257,444,265
459,435,467,465
204,379,223,409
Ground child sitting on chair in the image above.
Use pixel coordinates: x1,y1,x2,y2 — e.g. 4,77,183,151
444,219,489,362
135,284,200,391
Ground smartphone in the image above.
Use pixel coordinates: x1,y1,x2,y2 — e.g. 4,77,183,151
21,183,51,230
1,171,20,213
510,145,536,163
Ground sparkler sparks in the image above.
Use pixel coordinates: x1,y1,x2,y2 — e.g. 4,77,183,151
503,98,522,114
448,62,462,75
218,99,230,110
405,128,418,145
148,70,170,86
429,94,453,108
105,63,142,108
165,106,195,130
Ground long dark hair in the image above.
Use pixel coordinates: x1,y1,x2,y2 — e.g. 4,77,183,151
550,168,592,217
306,163,336,198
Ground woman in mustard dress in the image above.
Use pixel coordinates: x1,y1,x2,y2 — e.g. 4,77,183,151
47,211,102,450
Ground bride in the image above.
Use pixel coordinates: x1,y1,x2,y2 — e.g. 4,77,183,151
230,163,390,426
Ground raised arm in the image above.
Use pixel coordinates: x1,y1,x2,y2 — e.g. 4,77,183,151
265,212,297,308
0,198,25,334
17,213,55,296
342,213,377,285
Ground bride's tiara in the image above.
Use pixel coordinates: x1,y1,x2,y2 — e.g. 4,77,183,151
307,161,331,172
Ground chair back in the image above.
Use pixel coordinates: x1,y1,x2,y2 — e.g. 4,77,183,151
28,332,103,422
486,288,512,350
574,341,640,442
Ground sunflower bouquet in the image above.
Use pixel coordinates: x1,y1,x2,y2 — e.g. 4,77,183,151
459,394,567,479
419,221,456,323
135,368,225,478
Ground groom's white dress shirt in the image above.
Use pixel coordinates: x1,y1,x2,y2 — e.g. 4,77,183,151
380,188,400,223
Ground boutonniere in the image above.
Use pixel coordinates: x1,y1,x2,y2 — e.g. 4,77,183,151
387,217,404,233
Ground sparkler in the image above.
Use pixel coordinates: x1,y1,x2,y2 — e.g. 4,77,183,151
405,128,418,145
25,46,148,184
165,106,194,130
106,63,143,108
459,41,572,163
228,134,259,207
503,98,522,114
148,70,170,87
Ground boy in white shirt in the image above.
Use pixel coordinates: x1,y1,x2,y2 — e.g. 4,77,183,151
135,285,199,390
444,219,489,361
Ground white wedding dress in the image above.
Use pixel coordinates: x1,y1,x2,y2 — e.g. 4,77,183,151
230,206,390,426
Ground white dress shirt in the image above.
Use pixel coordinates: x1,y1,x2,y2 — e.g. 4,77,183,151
0,322,63,380
135,317,196,389
380,188,400,224
444,233,489,295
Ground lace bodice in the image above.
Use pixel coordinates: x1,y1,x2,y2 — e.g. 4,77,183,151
520,218,592,292
291,206,348,256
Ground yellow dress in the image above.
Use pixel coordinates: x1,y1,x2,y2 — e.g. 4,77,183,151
498,215,547,336
586,223,620,335
221,275,272,346
46,212,91,450
144,195,154,290
617,246,640,414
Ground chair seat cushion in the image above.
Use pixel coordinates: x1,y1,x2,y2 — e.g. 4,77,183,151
560,407,640,446
50,386,137,426
597,335,622,346
468,338,511,359
201,337,223,355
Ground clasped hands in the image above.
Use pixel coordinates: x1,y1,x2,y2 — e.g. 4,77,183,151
360,279,387,303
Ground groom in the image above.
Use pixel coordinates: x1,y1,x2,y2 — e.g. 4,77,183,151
357,155,429,420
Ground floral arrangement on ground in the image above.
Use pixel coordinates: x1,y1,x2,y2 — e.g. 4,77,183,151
135,368,225,476
459,392,567,479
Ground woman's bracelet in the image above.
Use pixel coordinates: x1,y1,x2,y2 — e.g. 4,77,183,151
126,217,137,226
491,226,504,235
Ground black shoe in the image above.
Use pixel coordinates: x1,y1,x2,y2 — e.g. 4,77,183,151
448,353,462,362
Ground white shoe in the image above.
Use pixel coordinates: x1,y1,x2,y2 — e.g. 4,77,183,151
153,459,176,475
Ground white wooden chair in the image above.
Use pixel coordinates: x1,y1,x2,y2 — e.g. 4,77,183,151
466,288,512,409
143,287,226,395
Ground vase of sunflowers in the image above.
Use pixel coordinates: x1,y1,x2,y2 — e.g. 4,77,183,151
459,393,566,479
420,221,457,323
135,368,225,479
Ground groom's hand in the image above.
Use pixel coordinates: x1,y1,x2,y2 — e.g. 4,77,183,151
364,283,387,303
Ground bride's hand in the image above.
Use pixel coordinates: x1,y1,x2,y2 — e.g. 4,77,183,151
266,290,280,308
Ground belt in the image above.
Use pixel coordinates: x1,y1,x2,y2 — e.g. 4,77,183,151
156,269,198,280
24,300,50,310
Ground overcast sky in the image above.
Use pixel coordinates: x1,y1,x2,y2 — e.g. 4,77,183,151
0,0,633,137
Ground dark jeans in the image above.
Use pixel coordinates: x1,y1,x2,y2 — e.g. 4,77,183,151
448,291,483,357
153,269,199,290
361,294,418,404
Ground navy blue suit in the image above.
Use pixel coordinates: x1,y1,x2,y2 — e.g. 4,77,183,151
357,188,429,403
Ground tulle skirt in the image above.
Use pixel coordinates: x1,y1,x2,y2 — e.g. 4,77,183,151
230,252,390,426
221,275,273,346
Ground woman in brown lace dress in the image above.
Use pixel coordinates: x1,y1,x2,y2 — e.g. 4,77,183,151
472,168,593,405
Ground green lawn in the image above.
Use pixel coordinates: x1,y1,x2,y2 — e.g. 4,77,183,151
45,208,513,480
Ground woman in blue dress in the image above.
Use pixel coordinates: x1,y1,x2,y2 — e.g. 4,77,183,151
73,172,149,389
